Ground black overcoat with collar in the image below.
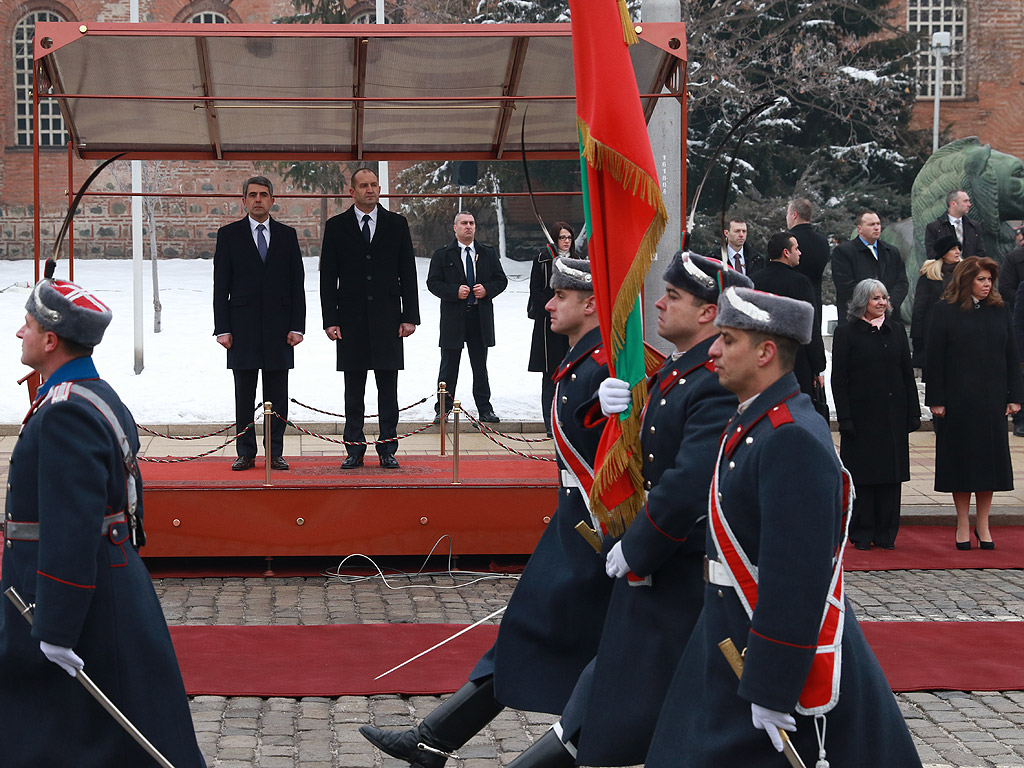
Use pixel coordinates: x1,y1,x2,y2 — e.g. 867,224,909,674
925,213,986,260
646,375,922,768
212,216,305,370
471,326,611,715
319,204,420,371
830,236,909,324
427,239,508,349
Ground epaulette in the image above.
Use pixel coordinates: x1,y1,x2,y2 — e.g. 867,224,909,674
767,402,795,429
591,346,607,366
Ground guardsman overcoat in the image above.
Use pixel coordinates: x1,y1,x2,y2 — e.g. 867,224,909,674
470,325,611,715
565,335,736,766
0,359,205,768
646,374,922,768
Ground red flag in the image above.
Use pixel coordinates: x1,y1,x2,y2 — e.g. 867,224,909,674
570,0,668,535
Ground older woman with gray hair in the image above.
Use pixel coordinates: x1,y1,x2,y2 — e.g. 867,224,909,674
832,279,921,550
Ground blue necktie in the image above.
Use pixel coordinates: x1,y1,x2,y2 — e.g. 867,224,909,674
256,224,268,262
362,214,372,245
465,247,476,306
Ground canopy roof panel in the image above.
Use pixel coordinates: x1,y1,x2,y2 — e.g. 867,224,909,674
34,22,686,161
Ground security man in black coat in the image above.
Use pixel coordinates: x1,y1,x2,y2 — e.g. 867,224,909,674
213,175,305,470
924,189,986,260
320,168,420,469
751,231,826,396
831,210,908,324
359,256,612,768
505,252,749,768
428,211,508,422
786,197,830,339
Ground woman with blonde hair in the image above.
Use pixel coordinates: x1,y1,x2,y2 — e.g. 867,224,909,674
911,234,961,374
925,256,1024,549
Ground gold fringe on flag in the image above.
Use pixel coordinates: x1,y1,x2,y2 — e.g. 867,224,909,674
618,0,639,46
577,115,667,535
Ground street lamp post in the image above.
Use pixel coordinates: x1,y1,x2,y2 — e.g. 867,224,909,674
932,30,951,154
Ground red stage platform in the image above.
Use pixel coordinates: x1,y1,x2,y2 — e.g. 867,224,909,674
140,455,557,558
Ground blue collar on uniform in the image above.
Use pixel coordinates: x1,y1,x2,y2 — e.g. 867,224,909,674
37,356,99,399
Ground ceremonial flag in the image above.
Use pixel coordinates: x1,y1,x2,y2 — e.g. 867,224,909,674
570,0,668,536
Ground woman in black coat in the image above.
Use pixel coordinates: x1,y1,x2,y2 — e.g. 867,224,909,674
911,234,961,374
528,221,574,435
926,256,1024,550
832,278,921,550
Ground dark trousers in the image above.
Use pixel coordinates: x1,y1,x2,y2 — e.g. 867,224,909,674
343,369,399,458
541,374,556,431
849,481,902,548
233,368,287,458
436,307,492,415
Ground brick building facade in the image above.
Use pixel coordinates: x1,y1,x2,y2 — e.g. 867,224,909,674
901,0,1024,158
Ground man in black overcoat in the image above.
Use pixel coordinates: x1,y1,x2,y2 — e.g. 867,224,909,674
751,231,826,396
320,168,420,469
719,217,765,276
831,210,908,324
924,189,986,259
786,197,829,328
427,211,508,422
213,175,305,471
3,279,206,768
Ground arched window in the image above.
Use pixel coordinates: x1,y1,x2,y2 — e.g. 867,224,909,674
13,9,67,147
189,11,229,23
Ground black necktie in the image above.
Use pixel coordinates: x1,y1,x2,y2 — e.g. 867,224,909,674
361,214,372,245
465,247,476,306
256,224,268,262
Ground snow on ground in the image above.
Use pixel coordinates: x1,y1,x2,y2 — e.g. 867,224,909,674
0,258,841,425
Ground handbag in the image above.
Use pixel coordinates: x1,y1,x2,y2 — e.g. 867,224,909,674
811,379,831,422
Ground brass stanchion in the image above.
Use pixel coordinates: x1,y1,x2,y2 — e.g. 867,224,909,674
263,401,273,487
438,381,448,456
451,399,462,485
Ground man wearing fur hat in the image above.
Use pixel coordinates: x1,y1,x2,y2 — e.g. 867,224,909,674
360,256,614,768
2,280,206,767
499,252,750,768
646,288,921,768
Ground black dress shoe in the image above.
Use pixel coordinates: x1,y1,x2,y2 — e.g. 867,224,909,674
231,456,256,471
270,456,289,471
341,454,364,469
955,538,972,551
478,410,500,423
853,542,871,551
379,454,401,469
975,529,995,550
1014,424,1024,438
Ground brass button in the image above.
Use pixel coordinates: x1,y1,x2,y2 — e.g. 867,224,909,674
728,461,736,469
562,396,568,403
571,373,577,381
648,453,654,461
565,488,571,496
660,399,666,406
645,480,652,490
745,436,754,445
111,528,118,538
678,378,686,385
717,589,724,598
649,425,656,434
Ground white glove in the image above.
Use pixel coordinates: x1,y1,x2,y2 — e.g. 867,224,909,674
605,540,630,578
40,641,84,677
598,378,631,417
750,702,796,753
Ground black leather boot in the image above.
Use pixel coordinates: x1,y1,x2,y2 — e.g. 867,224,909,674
359,677,503,768
506,728,576,768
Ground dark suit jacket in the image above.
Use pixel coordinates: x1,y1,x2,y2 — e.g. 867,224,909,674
998,245,1024,309
319,204,420,371
427,239,508,348
925,213,986,260
830,237,909,324
213,216,305,370
750,261,826,394
719,243,765,276
789,223,830,305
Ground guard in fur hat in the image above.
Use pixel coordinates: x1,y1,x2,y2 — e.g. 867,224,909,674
1,279,206,768
646,287,921,768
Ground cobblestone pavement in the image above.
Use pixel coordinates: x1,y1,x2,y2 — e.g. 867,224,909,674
159,569,1024,768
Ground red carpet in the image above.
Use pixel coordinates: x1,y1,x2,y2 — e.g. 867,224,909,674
169,621,1024,697
844,525,1024,570
142,455,556,489
862,621,1024,692
171,623,499,697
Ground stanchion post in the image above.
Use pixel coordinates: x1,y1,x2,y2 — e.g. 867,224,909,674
451,399,461,485
438,381,448,456
263,401,273,487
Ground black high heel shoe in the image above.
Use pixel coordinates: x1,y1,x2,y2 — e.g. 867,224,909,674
955,538,971,551
974,529,995,550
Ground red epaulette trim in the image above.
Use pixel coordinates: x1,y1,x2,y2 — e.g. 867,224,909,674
591,346,607,366
767,403,795,429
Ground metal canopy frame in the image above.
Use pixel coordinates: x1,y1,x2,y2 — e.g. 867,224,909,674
29,21,687,276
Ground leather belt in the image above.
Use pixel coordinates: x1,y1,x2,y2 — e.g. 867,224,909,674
703,556,733,587
3,511,127,542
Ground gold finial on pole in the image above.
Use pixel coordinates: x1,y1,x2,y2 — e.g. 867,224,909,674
263,401,273,487
438,381,448,456
451,399,462,485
